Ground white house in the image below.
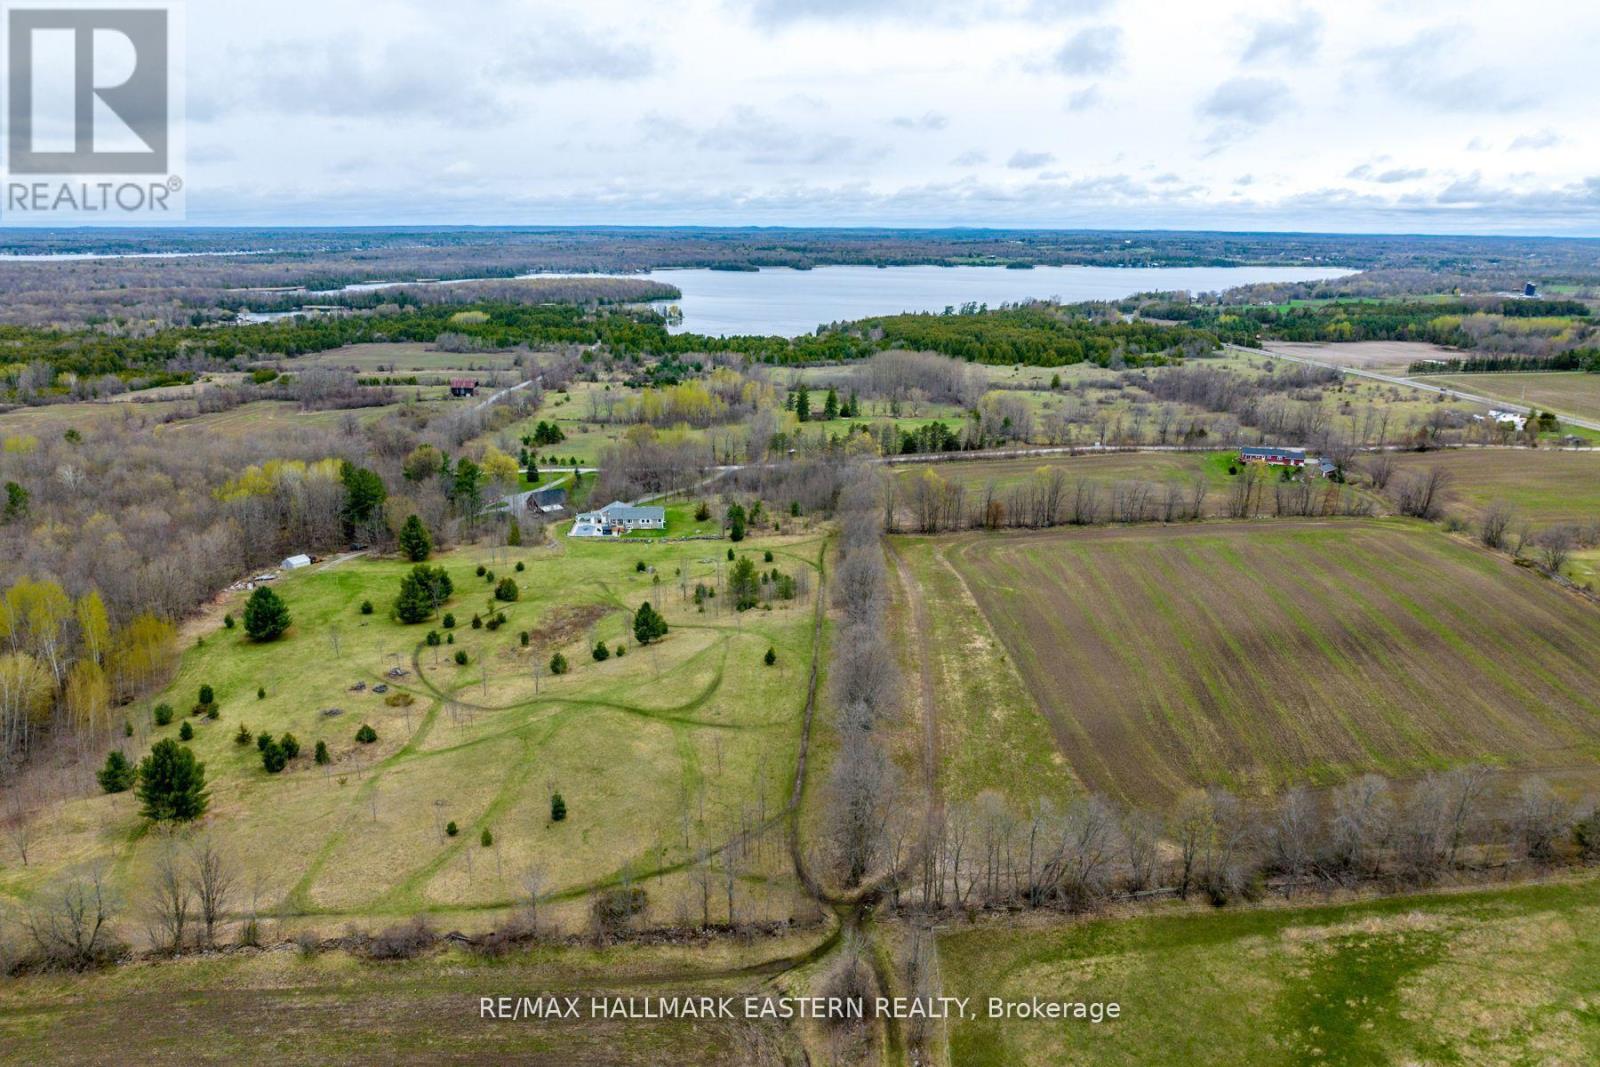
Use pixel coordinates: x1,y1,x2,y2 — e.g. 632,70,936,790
1488,409,1528,431
570,502,666,538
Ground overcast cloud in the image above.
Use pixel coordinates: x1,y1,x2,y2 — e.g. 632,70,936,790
173,0,1600,234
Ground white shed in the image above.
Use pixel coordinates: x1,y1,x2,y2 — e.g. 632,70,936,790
281,554,312,570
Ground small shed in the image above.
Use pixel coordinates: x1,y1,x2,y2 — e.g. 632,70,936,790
281,554,312,570
450,378,479,398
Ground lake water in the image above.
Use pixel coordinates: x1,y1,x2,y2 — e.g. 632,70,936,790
630,264,1355,337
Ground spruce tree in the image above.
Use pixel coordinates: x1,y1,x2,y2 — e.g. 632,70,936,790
633,601,668,645
136,738,209,822
398,514,433,562
243,586,290,641
97,750,135,793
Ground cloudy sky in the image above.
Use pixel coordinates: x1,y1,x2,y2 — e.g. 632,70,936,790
179,0,1600,233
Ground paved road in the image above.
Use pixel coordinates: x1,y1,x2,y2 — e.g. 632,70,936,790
1232,344,1600,434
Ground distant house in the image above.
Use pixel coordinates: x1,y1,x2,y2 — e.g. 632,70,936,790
281,554,312,570
570,501,666,537
530,486,567,512
1488,409,1528,431
450,378,478,398
1524,281,1539,298
1239,446,1307,468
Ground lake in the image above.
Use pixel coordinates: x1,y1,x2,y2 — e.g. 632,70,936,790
628,264,1355,337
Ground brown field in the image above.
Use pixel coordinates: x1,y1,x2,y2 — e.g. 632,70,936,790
1417,371,1600,425
1387,449,1600,526
283,341,521,374
1259,340,1463,374
934,519,1600,803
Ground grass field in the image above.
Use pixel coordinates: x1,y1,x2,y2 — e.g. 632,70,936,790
924,519,1600,803
892,450,1239,504
281,341,522,375
1387,449,1600,526
1417,371,1600,425
0,530,825,936
940,874,1600,1066
0,933,816,1065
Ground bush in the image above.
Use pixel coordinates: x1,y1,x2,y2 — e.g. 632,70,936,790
446,821,459,837
551,793,567,821
442,612,456,629
153,703,174,727
495,577,520,602
454,649,469,665
97,750,135,793
223,613,234,629
549,652,569,675
695,500,711,521
198,684,214,707
385,691,414,707
614,644,625,657
476,564,487,577
206,704,220,720
515,561,525,572
592,641,610,661
481,827,493,847
366,918,434,961
727,547,735,561
764,550,774,563
360,600,374,615
356,723,378,744
395,564,453,625
136,738,209,822
279,733,301,759
234,723,252,745
315,740,331,764
425,630,441,646
485,571,495,584
471,613,482,629
519,631,529,646
260,740,287,773
591,886,647,932
243,585,291,642
178,721,194,742
256,686,265,700
765,647,777,666
635,560,647,573
257,732,273,752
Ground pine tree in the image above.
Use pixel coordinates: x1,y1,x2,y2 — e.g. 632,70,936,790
136,738,209,822
398,514,433,562
823,387,839,420
551,793,567,822
243,586,290,642
97,750,135,793
633,601,668,645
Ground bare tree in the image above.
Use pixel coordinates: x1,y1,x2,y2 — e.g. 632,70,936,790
1479,501,1515,550
145,836,192,954
1515,777,1568,862
24,866,120,969
1269,787,1317,895
188,835,236,947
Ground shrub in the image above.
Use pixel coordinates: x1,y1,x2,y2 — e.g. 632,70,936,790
551,793,567,822
153,703,174,727
447,633,454,644
223,613,235,629
385,691,414,707
445,821,459,837
485,571,495,584
395,564,453,624
695,500,711,521
97,750,135,793
366,918,434,960
635,560,647,573
519,631,529,647
764,549,774,562
614,644,625,657
257,732,273,752
178,721,194,742
454,649,469,666
235,723,252,745
355,723,378,744
442,612,456,629
198,684,215,707
243,586,291,641
475,564,487,577
360,600,374,615
206,704,220,720
260,740,287,774
591,886,647,932
549,652,569,675
727,547,735,561
515,561,525,572
471,613,482,629
481,827,493,847
765,647,777,666
425,630,441,646
314,740,330,764
279,733,301,759
495,578,519,602
256,686,265,700
136,738,209,821
592,641,610,661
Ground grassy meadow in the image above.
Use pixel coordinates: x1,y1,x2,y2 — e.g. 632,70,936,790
1418,371,1600,425
1386,449,1600,527
940,874,1600,1067
0,527,826,936
925,519,1600,803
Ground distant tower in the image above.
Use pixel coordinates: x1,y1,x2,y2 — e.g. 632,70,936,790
1524,281,1538,297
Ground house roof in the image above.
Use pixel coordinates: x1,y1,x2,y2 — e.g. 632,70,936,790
588,501,665,522
449,378,477,388
1241,446,1306,459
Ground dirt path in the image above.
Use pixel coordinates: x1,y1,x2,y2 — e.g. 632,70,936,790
888,541,944,825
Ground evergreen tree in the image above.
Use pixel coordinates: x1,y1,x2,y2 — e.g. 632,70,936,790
314,740,331,764
794,384,811,422
340,461,388,536
243,585,291,642
729,556,760,611
1,481,28,524
551,793,567,822
726,502,747,542
633,601,668,645
97,750,135,793
260,739,287,773
549,651,569,675
398,514,433,562
136,738,209,822
823,387,839,420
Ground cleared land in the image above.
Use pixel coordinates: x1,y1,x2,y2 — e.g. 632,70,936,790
1260,339,1463,374
0,529,824,936
1388,449,1600,527
1417,371,1600,425
940,875,1600,1066
929,519,1600,803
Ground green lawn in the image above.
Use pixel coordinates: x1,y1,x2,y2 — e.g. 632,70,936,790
940,875,1600,1066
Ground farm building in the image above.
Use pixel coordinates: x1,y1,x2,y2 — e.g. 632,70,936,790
449,378,478,398
1239,446,1307,467
570,501,666,537
530,486,567,513
1488,409,1529,431
281,554,312,569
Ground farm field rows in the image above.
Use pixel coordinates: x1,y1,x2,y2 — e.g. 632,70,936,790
1259,339,1463,374
0,529,826,935
927,519,1600,803
939,874,1600,1066
1387,448,1600,527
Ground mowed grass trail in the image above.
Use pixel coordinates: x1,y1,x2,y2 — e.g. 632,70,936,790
939,519,1600,803
939,874,1600,1067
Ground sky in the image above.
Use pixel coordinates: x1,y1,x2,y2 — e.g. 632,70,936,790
171,0,1600,233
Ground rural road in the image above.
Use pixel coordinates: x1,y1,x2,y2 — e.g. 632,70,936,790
469,376,540,413
1232,343,1600,434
